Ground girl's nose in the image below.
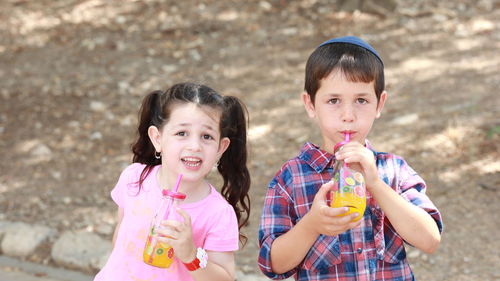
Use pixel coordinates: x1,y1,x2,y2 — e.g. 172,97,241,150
187,137,202,151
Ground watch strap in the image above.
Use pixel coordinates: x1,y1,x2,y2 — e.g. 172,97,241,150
183,258,200,271
183,248,207,271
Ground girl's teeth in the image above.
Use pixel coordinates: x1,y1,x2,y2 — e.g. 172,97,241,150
182,158,201,167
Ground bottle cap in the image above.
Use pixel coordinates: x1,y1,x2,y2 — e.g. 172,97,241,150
162,189,186,200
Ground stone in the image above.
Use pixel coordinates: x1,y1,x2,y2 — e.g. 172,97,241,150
89,101,106,112
189,49,202,61
338,0,363,12
391,113,419,125
259,1,272,12
89,131,103,140
407,249,420,258
338,0,398,15
94,223,114,236
51,231,111,271
31,143,52,158
1,222,57,258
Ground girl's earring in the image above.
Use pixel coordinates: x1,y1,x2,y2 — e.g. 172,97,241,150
155,151,161,159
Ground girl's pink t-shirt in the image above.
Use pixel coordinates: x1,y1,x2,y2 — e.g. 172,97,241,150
94,163,239,281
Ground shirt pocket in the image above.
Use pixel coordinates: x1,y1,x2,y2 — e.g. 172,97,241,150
301,234,342,272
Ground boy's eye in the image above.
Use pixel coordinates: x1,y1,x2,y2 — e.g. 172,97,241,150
328,98,340,104
356,98,368,104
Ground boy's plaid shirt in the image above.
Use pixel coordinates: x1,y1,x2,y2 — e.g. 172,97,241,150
258,142,443,281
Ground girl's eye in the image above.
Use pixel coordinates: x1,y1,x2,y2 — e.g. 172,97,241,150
202,134,214,140
328,98,340,104
176,131,187,136
356,98,368,104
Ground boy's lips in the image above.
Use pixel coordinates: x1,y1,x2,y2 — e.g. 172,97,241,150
340,130,356,135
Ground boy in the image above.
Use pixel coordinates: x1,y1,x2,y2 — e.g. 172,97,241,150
258,36,443,280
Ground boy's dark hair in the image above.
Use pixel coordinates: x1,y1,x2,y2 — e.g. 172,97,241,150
131,82,251,243
304,42,384,104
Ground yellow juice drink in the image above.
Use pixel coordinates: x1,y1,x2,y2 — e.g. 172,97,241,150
330,133,366,221
142,176,186,268
143,228,174,268
330,171,366,222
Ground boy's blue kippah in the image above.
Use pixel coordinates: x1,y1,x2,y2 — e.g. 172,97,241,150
318,36,383,66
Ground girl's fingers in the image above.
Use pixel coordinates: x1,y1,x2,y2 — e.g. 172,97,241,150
155,226,178,240
175,207,192,227
161,219,184,231
157,236,174,244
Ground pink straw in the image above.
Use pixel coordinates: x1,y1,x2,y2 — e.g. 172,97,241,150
334,132,351,153
344,132,350,142
343,133,350,168
173,174,183,193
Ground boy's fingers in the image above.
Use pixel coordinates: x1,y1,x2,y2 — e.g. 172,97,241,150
315,181,334,202
351,218,363,227
321,206,349,217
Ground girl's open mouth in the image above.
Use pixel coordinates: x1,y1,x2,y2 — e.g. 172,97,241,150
182,157,202,167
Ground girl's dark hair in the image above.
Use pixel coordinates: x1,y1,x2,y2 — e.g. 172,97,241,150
131,82,251,243
304,42,384,104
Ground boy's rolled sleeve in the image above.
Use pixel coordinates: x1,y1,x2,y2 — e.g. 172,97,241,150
398,162,444,233
258,171,297,279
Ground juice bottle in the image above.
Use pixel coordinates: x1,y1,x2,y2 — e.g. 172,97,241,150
143,176,185,268
330,133,366,221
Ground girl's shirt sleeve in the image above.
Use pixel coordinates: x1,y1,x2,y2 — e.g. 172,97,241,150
110,163,141,209
203,203,239,252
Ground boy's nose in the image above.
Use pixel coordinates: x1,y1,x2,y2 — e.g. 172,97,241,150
341,105,355,122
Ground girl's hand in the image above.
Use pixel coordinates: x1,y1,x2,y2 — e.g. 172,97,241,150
156,207,196,263
335,142,379,190
304,181,362,236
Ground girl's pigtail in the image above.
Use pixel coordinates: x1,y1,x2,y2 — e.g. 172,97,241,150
218,96,251,245
131,90,164,188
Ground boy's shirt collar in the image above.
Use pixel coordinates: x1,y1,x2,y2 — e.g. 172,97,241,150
298,140,375,173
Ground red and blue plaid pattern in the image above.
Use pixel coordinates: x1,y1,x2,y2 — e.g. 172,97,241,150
258,142,443,281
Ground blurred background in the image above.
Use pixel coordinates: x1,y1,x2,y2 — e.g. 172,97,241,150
0,0,499,280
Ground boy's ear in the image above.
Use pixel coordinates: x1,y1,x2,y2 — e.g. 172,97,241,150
301,92,316,118
148,125,162,152
376,91,388,118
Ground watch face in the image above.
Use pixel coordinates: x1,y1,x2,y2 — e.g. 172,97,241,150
197,248,208,268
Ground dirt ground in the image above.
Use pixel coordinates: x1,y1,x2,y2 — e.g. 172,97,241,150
1,0,499,280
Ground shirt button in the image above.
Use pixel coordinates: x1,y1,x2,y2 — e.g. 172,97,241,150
357,248,363,254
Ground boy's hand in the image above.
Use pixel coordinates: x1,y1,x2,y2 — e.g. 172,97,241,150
304,181,362,237
335,142,379,190
156,207,196,263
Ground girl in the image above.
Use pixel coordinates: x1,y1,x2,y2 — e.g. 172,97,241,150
94,82,251,281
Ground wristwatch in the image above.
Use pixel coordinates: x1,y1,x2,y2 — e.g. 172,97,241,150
183,247,208,271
